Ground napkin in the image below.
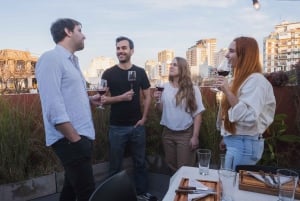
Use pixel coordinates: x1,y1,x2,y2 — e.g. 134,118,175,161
247,171,276,186
187,178,210,201
247,171,291,186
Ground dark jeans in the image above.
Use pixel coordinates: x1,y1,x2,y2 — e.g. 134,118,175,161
109,125,148,194
52,136,95,201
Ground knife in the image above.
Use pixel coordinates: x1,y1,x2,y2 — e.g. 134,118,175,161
175,189,217,194
179,186,209,191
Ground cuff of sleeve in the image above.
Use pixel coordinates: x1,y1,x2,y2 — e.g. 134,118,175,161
50,115,70,126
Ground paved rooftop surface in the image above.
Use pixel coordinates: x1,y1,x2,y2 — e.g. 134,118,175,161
30,172,171,201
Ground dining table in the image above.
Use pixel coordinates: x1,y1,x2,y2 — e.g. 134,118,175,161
162,166,300,201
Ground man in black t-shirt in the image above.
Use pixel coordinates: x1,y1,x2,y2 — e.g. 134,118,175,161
100,36,157,201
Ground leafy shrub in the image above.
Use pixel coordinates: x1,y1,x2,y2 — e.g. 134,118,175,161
265,71,289,86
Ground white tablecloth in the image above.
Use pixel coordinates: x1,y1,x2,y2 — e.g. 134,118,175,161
162,166,300,201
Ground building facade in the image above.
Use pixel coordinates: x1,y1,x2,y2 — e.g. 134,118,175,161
264,21,300,72
84,56,116,85
157,49,174,81
0,49,37,94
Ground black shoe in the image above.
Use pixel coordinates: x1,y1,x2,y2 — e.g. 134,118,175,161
137,192,158,201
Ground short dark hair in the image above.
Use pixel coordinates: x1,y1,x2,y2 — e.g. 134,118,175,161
116,36,134,49
50,18,81,44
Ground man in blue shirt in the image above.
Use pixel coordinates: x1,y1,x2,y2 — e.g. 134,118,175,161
36,18,100,201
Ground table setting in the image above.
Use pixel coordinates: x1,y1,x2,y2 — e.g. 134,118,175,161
239,169,300,200
162,148,300,201
174,177,220,201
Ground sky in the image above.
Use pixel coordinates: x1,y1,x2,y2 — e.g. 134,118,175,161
1,0,300,70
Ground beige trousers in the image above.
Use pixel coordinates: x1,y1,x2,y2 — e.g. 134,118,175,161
162,126,196,173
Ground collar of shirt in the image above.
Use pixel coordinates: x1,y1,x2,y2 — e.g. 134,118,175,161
55,44,86,88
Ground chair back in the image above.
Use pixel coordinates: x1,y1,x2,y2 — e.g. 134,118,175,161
89,170,137,201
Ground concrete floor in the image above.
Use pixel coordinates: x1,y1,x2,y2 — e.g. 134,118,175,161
30,172,171,201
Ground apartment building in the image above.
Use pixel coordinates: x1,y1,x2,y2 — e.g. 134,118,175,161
264,21,300,72
0,49,37,93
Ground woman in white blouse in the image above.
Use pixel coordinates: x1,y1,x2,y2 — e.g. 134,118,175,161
154,57,205,173
216,37,276,170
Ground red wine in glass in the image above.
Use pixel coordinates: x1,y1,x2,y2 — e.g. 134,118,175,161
97,79,107,109
217,71,230,76
155,81,165,103
156,86,164,92
128,71,136,90
98,89,106,95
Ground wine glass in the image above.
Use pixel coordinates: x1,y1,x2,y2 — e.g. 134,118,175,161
155,80,165,103
210,58,231,93
97,79,107,109
200,70,217,88
128,71,136,90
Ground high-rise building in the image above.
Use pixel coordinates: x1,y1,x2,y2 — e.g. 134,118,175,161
186,38,217,67
263,21,300,72
157,49,174,80
158,49,174,63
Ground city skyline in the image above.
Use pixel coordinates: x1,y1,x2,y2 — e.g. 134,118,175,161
1,0,300,70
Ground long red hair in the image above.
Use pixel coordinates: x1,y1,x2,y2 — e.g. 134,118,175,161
221,37,262,134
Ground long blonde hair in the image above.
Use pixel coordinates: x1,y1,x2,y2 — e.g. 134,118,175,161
169,57,197,114
221,37,262,133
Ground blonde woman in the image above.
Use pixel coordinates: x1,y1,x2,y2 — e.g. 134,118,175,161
154,57,205,173
215,37,276,170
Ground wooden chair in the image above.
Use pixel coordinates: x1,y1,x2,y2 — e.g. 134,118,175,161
89,170,137,201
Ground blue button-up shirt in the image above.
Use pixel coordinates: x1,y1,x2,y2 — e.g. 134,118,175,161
36,45,95,146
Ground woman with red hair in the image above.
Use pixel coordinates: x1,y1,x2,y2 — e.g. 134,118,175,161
216,37,276,170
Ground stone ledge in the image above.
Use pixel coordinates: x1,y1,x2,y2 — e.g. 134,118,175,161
0,174,56,201
0,158,134,201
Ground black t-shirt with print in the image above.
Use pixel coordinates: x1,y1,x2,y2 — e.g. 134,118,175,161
102,65,150,126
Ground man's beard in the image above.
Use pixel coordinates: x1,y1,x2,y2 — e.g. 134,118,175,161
119,59,128,63
118,54,129,63
76,41,84,51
